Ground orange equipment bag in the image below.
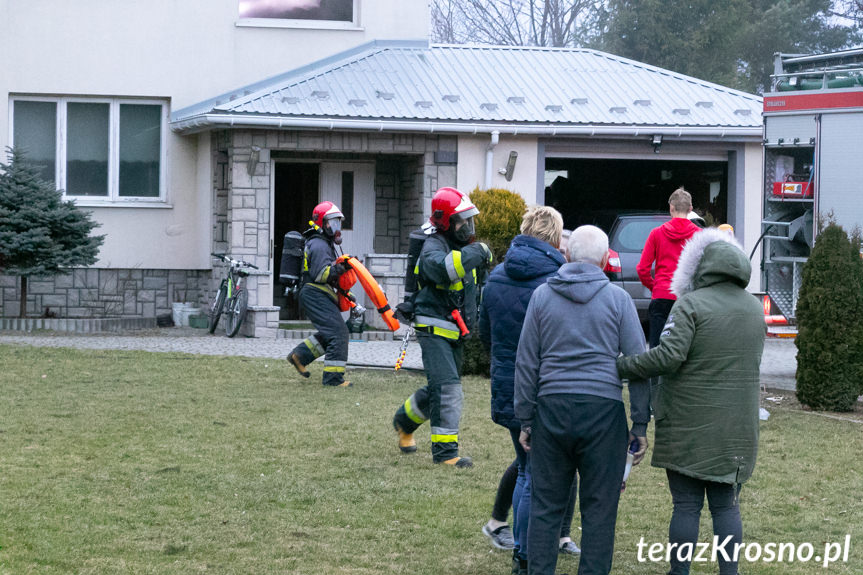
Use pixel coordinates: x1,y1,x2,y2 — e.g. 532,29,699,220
338,255,400,331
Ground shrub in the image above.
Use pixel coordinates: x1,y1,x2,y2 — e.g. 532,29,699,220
461,336,490,377
469,187,526,264
463,188,526,376
0,147,104,317
795,222,863,411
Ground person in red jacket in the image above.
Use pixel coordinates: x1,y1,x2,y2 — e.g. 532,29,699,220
637,188,702,349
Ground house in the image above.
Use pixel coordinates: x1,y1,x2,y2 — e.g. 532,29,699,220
1,0,764,336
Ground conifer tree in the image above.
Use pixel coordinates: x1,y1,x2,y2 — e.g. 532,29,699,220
0,148,104,317
795,222,863,411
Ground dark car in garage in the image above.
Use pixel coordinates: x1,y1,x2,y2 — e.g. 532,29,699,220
575,211,671,323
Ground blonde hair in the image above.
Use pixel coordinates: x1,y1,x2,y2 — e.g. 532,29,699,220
520,205,564,247
668,188,693,214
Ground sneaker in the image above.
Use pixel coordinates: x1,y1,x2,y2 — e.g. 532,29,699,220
559,540,581,555
334,380,352,388
288,353,310,378
438,456,473,468
482,524,515,550
392,420,417,453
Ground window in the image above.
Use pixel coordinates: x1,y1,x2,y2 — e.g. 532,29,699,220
10,96,168,203
237,0,358,29
341,170,354,230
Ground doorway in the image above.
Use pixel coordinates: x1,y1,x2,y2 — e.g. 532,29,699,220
272,161,376,320
273,162,319,320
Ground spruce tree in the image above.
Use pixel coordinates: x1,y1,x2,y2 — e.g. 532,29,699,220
0,148,104,317
795,222,863,411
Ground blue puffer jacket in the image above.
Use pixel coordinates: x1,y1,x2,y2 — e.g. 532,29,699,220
479,234,566,429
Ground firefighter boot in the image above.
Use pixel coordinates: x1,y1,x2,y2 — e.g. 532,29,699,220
288,352,310,378
393,417,417,453
439,456,473,468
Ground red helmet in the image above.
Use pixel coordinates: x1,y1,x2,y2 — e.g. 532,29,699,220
429,187,479,231
311,201,344,228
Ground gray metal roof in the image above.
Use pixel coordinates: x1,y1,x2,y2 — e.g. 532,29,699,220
171,40,762,137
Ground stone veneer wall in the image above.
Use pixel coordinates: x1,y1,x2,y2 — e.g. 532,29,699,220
0,269,210,319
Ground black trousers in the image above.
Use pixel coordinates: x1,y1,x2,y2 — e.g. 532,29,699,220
290,285,349,386
528,394,628,575
647,298,675,348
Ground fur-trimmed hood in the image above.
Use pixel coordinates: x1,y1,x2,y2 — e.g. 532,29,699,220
671,228,750,297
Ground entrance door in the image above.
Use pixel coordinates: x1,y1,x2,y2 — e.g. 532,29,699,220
273,162,319,320
320,162,375,263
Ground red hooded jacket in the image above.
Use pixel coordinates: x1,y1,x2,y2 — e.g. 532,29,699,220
637,217,701,300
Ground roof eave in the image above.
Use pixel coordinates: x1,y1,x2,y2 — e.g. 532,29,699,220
170,113,763,141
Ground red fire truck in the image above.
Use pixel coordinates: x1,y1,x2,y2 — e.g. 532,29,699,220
760,49,863,322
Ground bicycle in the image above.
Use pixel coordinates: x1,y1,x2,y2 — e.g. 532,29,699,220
208,253,259,338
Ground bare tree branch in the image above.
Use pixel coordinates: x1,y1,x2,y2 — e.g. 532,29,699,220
430,0,601,47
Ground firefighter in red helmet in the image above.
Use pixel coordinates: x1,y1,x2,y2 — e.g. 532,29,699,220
392,187,493,467
287,201,353,387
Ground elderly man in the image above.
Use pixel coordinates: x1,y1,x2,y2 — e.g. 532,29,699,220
515,225,650,575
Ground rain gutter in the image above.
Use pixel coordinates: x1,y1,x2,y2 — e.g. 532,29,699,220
170,113,762,140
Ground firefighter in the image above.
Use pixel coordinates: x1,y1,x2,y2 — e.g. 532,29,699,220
288,201,353,388
392,187,493,467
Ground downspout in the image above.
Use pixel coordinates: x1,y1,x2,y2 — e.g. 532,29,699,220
485,130,499,189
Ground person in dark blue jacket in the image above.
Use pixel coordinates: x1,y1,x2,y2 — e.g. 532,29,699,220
478,206,577,573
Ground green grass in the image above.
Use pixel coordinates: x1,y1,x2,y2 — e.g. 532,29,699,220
0,344,860,574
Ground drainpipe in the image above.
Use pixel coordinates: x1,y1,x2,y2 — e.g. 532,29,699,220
485,130,499,189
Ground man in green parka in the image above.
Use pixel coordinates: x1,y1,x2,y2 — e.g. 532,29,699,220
617,228,765,575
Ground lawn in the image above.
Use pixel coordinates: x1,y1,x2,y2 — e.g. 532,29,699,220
0,344,860,574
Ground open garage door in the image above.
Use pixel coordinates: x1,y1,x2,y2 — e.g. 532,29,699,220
544,158,728,230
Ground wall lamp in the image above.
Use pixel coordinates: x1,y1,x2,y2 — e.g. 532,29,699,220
247,146,261,175
652,134,663,154
498,151,518,181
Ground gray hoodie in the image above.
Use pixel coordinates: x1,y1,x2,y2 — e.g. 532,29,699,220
514,262,650,435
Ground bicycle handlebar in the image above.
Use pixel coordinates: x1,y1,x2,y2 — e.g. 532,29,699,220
211,253,259,269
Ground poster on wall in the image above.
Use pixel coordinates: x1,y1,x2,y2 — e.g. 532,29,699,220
238,0,354,22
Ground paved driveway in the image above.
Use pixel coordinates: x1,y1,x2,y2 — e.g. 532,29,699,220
0,327,797,390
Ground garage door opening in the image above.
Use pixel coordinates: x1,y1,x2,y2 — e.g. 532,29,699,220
544,158,728,230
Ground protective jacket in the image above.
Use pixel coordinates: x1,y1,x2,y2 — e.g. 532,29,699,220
413,232,492,340
617,228,766,484
302,232,339,300
479,234,565,429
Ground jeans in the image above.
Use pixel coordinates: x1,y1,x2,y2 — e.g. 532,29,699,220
666,469,742,575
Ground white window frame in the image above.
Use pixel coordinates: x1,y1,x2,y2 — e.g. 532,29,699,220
10,96,169,206
236,0,360,30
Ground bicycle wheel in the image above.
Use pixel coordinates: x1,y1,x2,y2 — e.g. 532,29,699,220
224,288,249,338
208,283,228,334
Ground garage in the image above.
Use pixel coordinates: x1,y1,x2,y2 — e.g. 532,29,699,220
540,140,733,231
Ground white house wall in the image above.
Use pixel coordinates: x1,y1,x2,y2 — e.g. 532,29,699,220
0,0,429,270
456,136,540,203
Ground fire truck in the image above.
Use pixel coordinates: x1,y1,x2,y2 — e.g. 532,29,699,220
760,48,863,322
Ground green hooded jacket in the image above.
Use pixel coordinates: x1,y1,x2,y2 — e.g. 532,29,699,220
617,228,766,485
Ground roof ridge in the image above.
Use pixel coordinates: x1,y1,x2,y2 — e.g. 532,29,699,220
428,44,760,102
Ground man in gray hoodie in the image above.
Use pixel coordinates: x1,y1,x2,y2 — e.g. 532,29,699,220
515,225,650,575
